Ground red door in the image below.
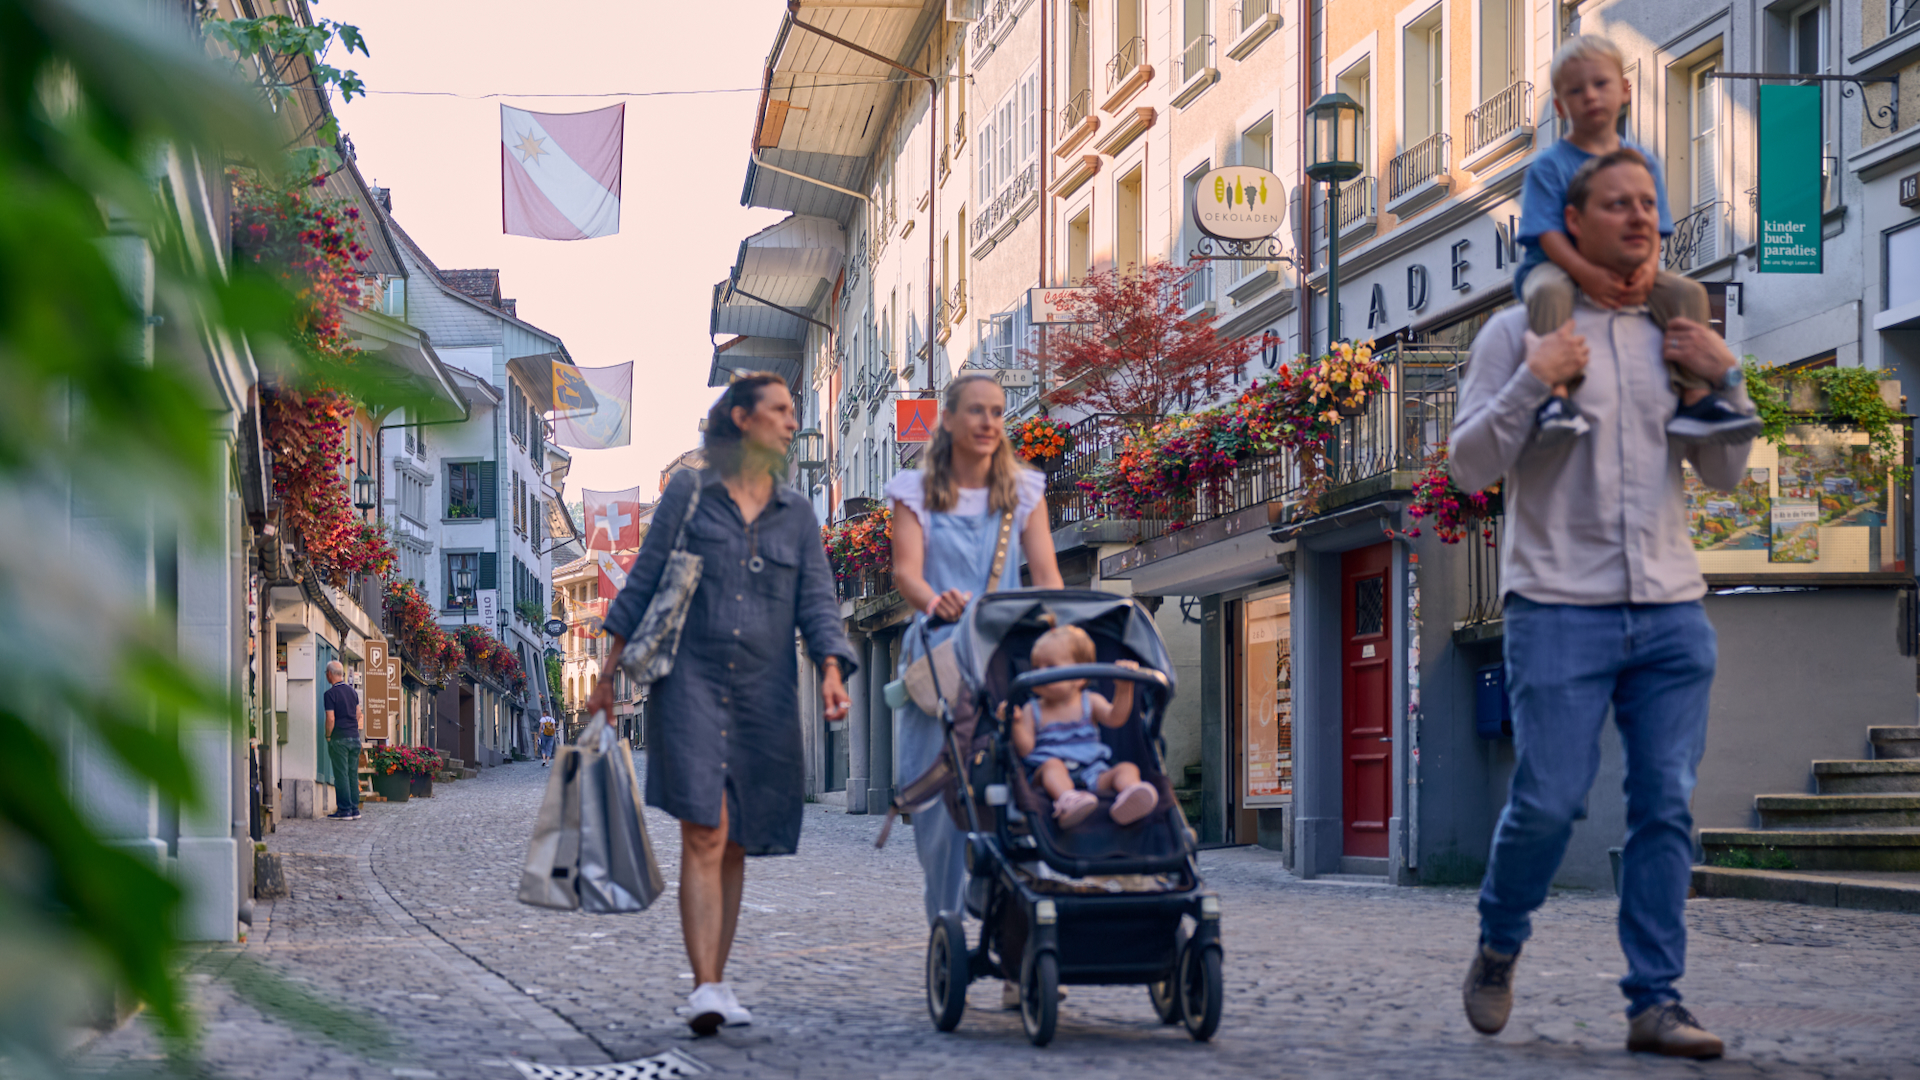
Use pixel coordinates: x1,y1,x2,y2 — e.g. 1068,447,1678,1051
1341,544,1393,858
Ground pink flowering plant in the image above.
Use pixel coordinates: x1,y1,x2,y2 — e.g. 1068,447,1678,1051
1396,446,1498,544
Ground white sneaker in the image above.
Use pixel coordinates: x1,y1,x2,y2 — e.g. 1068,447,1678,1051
713,981,752,1026
674,982,728,1035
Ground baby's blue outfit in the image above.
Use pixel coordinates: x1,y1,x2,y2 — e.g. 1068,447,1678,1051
1023,691,1111,790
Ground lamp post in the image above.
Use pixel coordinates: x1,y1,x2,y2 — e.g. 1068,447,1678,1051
353,468,376,512
1305,92,1364,347
454,564,474,625
792,426,828,501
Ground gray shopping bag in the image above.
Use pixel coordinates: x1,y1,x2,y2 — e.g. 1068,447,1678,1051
518,748,585,910
576,714,665,913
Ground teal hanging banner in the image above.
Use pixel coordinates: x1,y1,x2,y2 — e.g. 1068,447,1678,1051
1757,84,1822,274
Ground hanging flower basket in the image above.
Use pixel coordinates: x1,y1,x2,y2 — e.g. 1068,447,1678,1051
1009,416,1074,466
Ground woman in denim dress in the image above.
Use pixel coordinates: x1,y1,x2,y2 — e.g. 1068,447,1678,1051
887,375,1063,1001
588,373,854,1034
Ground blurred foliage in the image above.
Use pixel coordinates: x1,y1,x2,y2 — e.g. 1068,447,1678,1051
0,0,376,1074
201,9,368,170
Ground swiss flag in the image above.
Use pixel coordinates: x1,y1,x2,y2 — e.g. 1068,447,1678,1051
583,486,645,551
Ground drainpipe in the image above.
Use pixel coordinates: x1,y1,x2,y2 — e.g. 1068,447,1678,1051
1038,0,1049,397
784,0,937,395
1298,0,1315,359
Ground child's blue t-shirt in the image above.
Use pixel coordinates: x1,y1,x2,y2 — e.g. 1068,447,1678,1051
1514,137,1674,294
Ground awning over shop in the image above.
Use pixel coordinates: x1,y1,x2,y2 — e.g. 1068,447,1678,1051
740,1,937,219
709,334,803,387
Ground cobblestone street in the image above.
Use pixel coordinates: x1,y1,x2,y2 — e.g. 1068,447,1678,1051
79,762,1920,1080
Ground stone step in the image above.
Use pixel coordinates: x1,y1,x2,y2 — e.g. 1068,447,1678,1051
1691,866,1920,914
1812,759,1920,794
1755,793,1920,829
1869,726,1920,760
1699,828,1920,873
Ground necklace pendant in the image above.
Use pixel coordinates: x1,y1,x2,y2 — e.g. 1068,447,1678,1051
748,555,766,574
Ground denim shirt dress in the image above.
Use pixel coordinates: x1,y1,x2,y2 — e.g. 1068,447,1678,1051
602,469,857,856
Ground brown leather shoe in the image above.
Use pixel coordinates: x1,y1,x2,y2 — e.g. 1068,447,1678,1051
1462,944,1520,1034
1627,1002,1724,1058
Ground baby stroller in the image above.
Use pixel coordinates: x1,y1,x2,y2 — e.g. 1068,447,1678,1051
916,589,1222,1046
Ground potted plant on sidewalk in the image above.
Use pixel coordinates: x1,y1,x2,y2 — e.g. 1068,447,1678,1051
370,745,439,802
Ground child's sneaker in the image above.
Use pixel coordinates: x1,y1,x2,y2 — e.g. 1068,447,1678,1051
1666,393,1761,444
1535,396,1590,446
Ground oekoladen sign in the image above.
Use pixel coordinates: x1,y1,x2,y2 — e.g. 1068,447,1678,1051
1757,84,1821,274
1192,166,1286,241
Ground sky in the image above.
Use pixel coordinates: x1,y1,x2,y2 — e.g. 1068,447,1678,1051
326,0,790,503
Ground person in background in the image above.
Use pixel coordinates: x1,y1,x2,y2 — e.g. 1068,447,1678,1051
537,707,558,766
585,372,854,1034
323,660,360,821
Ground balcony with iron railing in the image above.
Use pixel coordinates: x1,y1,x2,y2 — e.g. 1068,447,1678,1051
1335,175,1378,239
952,110,967,149
1045,349,1461,538
971,162,1037,246
949,279,968,323
1106,36,1146,93
1463,80,1534,166
1663,201,1728,273
1061,88,1093,139
1457,514,1504,638
1180,260,1214,313
1172,35,1218,107
1388,133,1451,205
1228,0,1282,58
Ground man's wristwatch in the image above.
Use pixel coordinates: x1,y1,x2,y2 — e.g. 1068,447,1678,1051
1718,365,1744,393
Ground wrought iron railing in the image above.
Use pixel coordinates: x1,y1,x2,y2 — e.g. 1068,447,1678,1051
1106,36,1145,90
1045,350,1461,533
1181,261,1214,310
949,280,967,322
971,0,1019,51
1461,515,1504,627
971,162,1037,244
1336,176,1377,231
1389,133,1451,199
1178,34,1214,84
938,143,951,183
1061,88,1092,136
1465,80,1533,156
1663,201,1726,272
1234,0,1272,34
952,109,967,147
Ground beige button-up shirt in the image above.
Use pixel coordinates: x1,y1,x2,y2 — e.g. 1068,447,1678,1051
1449,304,1755,606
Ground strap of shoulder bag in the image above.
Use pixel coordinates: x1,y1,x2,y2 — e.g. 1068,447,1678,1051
670,472,704,553
982,509,1014,595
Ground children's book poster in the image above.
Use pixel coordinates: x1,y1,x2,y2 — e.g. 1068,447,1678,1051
1769,498,1820,563
1776,443,1888,527
1685,467,1770,551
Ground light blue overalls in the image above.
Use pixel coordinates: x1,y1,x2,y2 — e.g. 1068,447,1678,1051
896,497,1024,926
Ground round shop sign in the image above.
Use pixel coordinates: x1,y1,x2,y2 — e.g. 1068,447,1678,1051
1192,166,1287,242
543,618,568,637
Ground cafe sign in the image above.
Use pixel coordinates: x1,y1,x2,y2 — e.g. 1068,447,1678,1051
1757,84,1821,274
1191,166,1286,242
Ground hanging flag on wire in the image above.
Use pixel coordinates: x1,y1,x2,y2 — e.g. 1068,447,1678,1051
501,103,623,240
552,362,633,449
592,549,637,600
581,487,647,551
507,352,598,419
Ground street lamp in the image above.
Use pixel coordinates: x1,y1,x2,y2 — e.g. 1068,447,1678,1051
1305,91,1364,346
454,564,474,624
353,468,376,512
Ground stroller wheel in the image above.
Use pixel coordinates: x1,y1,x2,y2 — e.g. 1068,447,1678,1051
926,913,969,1032
1177,944,1223,1042
1020,951,1059,1047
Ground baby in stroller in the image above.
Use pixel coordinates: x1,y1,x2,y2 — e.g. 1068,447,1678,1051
1009,625,1162,829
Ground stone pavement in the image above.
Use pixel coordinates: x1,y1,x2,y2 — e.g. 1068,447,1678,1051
76,761,1920,1079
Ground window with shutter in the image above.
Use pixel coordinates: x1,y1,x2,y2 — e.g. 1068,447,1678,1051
478,461,498,518
1690,58,1720,263
478,550,498,590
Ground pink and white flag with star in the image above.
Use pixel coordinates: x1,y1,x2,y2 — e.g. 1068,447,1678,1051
500,103,623,240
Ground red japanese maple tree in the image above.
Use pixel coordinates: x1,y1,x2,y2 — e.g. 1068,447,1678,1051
1035,260,1252,419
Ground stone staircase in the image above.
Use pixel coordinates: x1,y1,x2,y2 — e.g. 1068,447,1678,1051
1694,726,1920,911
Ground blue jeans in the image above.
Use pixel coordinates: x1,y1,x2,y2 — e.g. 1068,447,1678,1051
1478,595,1716,1016
328,735,362,813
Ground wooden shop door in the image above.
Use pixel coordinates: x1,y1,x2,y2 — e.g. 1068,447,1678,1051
1340,544,1392,858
